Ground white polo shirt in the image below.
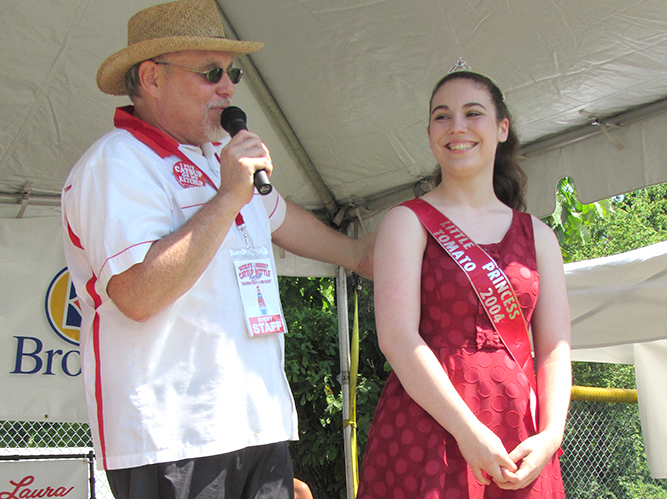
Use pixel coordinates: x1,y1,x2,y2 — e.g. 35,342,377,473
62,109,295,470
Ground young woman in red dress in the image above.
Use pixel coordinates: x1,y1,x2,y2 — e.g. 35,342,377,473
357,70,571,499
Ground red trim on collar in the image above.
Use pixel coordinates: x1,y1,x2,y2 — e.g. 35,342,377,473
113,106,180,159
114,106,219,190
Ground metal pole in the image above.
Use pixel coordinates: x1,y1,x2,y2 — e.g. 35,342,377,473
88,450,96,499
336,266,354,499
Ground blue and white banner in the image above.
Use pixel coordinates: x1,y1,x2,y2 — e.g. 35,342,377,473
0,217,87,422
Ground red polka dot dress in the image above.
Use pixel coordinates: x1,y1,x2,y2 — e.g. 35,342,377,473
357,207,565,499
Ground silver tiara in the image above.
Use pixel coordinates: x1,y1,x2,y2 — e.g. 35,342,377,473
448,57,472,73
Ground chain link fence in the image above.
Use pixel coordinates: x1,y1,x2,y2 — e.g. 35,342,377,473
0,420,113,499
1,395,666,499
561,398,667,498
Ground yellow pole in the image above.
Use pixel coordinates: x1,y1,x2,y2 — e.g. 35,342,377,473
349,286,360,495
570,385,637,404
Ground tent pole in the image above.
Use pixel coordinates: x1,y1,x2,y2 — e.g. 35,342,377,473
336,266,355,499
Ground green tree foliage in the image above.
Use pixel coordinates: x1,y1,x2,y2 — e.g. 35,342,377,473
281,276,386,499
540,177,612,263
561,400,650,499
542,178,667,262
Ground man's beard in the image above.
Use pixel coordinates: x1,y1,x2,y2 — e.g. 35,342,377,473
204,120,226,143
204,99,231,143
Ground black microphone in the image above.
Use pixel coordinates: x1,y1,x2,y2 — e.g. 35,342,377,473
220,106,272,195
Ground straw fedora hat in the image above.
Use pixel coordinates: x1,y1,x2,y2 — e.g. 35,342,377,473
96,0,263,95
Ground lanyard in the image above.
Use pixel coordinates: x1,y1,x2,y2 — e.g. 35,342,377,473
114,106,251,248
403,198,538,430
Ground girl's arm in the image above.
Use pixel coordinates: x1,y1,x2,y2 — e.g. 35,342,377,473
498,217,572,489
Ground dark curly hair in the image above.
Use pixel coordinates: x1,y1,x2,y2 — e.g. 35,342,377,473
429,71,526,211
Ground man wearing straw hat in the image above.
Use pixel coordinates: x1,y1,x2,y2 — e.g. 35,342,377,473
61,0,373,497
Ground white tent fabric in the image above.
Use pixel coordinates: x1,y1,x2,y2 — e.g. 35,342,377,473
3,0,667,219
635,340,667,477
523,109,667,219
568,241,667,352
567,241,667,477
2,0,667,482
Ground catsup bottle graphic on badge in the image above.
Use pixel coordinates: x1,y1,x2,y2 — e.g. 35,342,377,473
256,286,268,315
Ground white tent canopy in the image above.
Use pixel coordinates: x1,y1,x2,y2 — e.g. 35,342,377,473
3,0,667,222
3,0,667,484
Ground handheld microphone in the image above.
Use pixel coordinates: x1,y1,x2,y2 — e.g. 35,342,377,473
220,106,272,195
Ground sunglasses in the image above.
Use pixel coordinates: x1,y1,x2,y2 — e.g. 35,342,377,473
154,61,243,84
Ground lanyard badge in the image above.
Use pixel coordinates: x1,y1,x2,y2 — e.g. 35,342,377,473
230,245,287,338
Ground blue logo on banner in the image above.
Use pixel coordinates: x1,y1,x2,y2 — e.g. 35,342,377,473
44,268,81,346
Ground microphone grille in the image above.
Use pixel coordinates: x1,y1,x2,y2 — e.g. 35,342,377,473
220,106,247,132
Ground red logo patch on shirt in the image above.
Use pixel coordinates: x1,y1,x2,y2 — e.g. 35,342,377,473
173,161,206,188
